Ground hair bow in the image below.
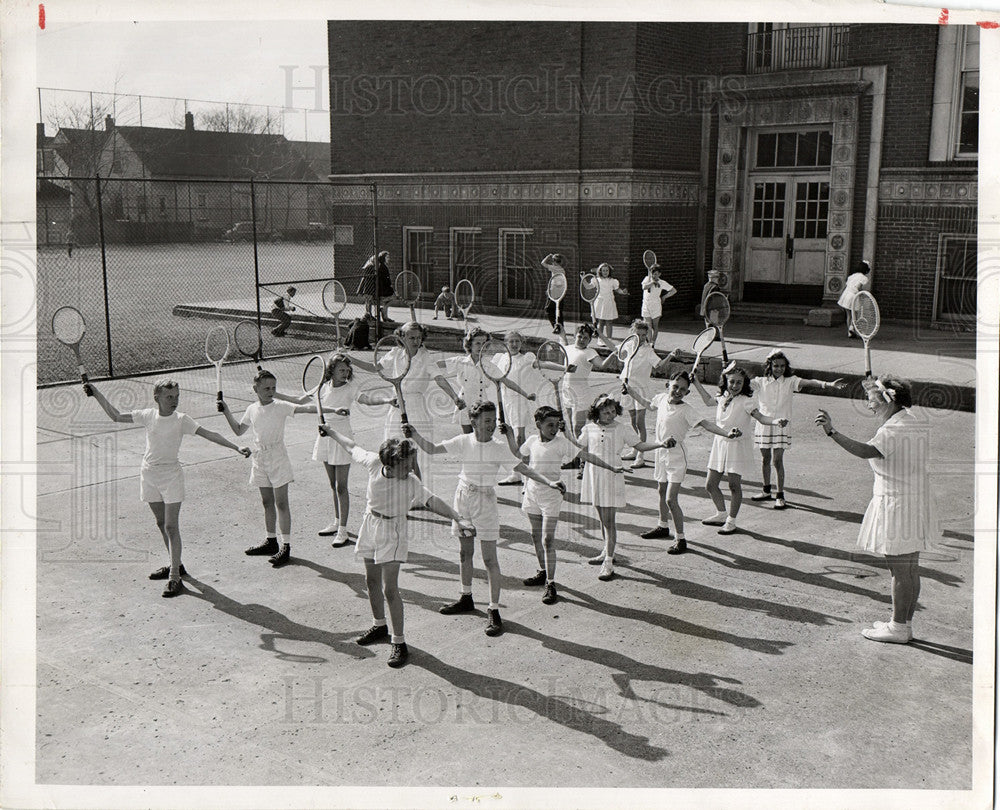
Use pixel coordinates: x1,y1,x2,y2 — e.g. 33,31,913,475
863,378,897,404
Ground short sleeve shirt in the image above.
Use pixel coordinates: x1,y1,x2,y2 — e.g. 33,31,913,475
750,375,802,420
866,410,932,500
239,400,296,446
351,446,431,516
579,421,638,466
649,395,701,445
130,408,199,467
519,434,574,481
619,343,661,384
442,433,513,487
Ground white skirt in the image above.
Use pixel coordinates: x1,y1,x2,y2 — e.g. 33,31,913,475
312,417,354,466
581,463,623,508
856,494,937,556
593,296,618,321
706,434,754,479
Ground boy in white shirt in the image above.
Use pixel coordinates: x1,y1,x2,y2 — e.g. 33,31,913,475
405,401,562,636
85,379,251,597
221,369,317,567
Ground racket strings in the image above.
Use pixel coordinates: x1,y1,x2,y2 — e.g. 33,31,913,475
205,329,229,362
302,356,327,393
374,339,411,382
535,341,568,382
481,341,511,381
322,280,347,314
853,298,880,337
547,276,568,300
455,280,475,310
52,308,86,344
234,323,262,356
580,275,599,303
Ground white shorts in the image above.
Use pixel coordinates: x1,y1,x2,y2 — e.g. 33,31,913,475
312,418,354,465
249,445,295,489
354,512,409,564
140,464,184,503
453,481,500,544
653,445,688,484
641,302,662,319
522,482,564,519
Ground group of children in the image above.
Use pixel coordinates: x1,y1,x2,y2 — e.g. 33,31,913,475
83,306,844,668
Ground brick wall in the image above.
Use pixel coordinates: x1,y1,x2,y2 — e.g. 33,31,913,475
874,201,976,322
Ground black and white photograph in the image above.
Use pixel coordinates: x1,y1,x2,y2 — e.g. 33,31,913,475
2,0,996,807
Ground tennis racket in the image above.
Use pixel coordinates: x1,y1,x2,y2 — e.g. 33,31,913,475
455,279,475,335
52,305,92,395
480,338,512,427
205,326,230,412
234,321,264,372
643,250,657,271
535,339,569,416
302,353,327,426
321,279,348,346
704,291,731,364
580,272,599,326
395,270,421,323
851,290,881,377
689,327,717,374
547,274,568,330
374,335,412,425
617,333,640,396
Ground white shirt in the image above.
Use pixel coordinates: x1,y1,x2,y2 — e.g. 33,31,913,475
619,343,661,384
131,409,199,467
352,446,431,517
442,433,513,487
866,411,932,500
750,375,802,420
579,421,638,466
563,345,599,389
443,355,494,406
714,394,757,433
519,434,574,484
649,396,701,446
838,272,871,308
239,400,296,447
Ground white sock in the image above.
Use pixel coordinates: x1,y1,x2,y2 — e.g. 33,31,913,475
657,520,671,528
391,635,405,644
372,620,387,628
889,620,908,632
488,602,499,610
461,588,473,596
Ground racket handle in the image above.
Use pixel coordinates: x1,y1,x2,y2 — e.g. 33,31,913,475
79,367,93,395
217,392,225,412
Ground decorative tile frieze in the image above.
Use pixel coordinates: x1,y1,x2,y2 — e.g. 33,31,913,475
879,180,977,203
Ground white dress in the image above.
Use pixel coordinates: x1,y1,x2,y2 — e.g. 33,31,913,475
561,345,600,412
857,410,939,556
837,272,870,309
312,380,359,466
501,351,540,430
750,375,802,449
593,277,621,321
579,420,637,507
706,394,757,478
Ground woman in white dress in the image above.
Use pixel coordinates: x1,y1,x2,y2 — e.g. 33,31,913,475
815,377,938,644
590,262,627,339
498,330,543,486
837,260,872,338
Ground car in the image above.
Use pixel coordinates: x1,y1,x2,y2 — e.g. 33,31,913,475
224,221,282,242
306,222,332,241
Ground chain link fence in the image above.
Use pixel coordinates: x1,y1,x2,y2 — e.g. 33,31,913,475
37,176,377,385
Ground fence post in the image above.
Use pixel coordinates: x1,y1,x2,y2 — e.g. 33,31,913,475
371,182,381,341
250,179,263,343
93,175,114,377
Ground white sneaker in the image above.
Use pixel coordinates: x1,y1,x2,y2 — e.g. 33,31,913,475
871,621,913,641
862,624,912,644
318,522,339,537
330,529,351,548
598,559,614,581
630,452,646,469
701,511,727,526
718,518,738,535
587,551,607,565
621,447,638,461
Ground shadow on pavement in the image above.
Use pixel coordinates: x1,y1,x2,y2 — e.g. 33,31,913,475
907,639,973,665
182,576,373,663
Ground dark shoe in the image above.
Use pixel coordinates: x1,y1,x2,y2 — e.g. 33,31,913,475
485,609,504,636
245,537,280,556
161,578,182,598
439,593,475,615
667,539,688,555
268,544,291,567
640,526,673,540
355,624,389,646
149,564,186,580
542,582,558,605
523,570,546,587
387,642,409,668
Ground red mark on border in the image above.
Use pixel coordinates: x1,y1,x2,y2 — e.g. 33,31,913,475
938,8,949,25
978,21,999,28
38,3,45,29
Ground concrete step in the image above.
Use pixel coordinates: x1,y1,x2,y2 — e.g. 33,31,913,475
731,303,814,324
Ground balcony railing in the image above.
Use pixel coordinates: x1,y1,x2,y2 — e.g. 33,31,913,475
747,25,850,74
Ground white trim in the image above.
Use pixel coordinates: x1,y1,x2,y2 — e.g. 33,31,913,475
929,26,978,162
498,227,534,306
448,226,481,289
402,226,433,292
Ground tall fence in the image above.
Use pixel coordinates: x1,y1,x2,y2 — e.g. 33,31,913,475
37,176,378,385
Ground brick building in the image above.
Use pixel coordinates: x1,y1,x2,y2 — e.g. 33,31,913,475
326,22,978,327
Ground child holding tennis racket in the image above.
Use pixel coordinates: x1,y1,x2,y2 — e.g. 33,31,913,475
541,253,567,334
315,425,476,668
275,353,395,547
559,323,602,439
497,330,544,486
626,371,739,554
435,328,535,435
220,369,319,567
84,379,251,597
405,401,561,637
516,404,616,602
590,262,628,339
700,362,788,535
749,350,846,509
640,264,676,344
564,394,660,581
598,320,677,469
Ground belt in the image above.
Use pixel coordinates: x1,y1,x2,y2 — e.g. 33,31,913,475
457,479,494,492
367,509,398,520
